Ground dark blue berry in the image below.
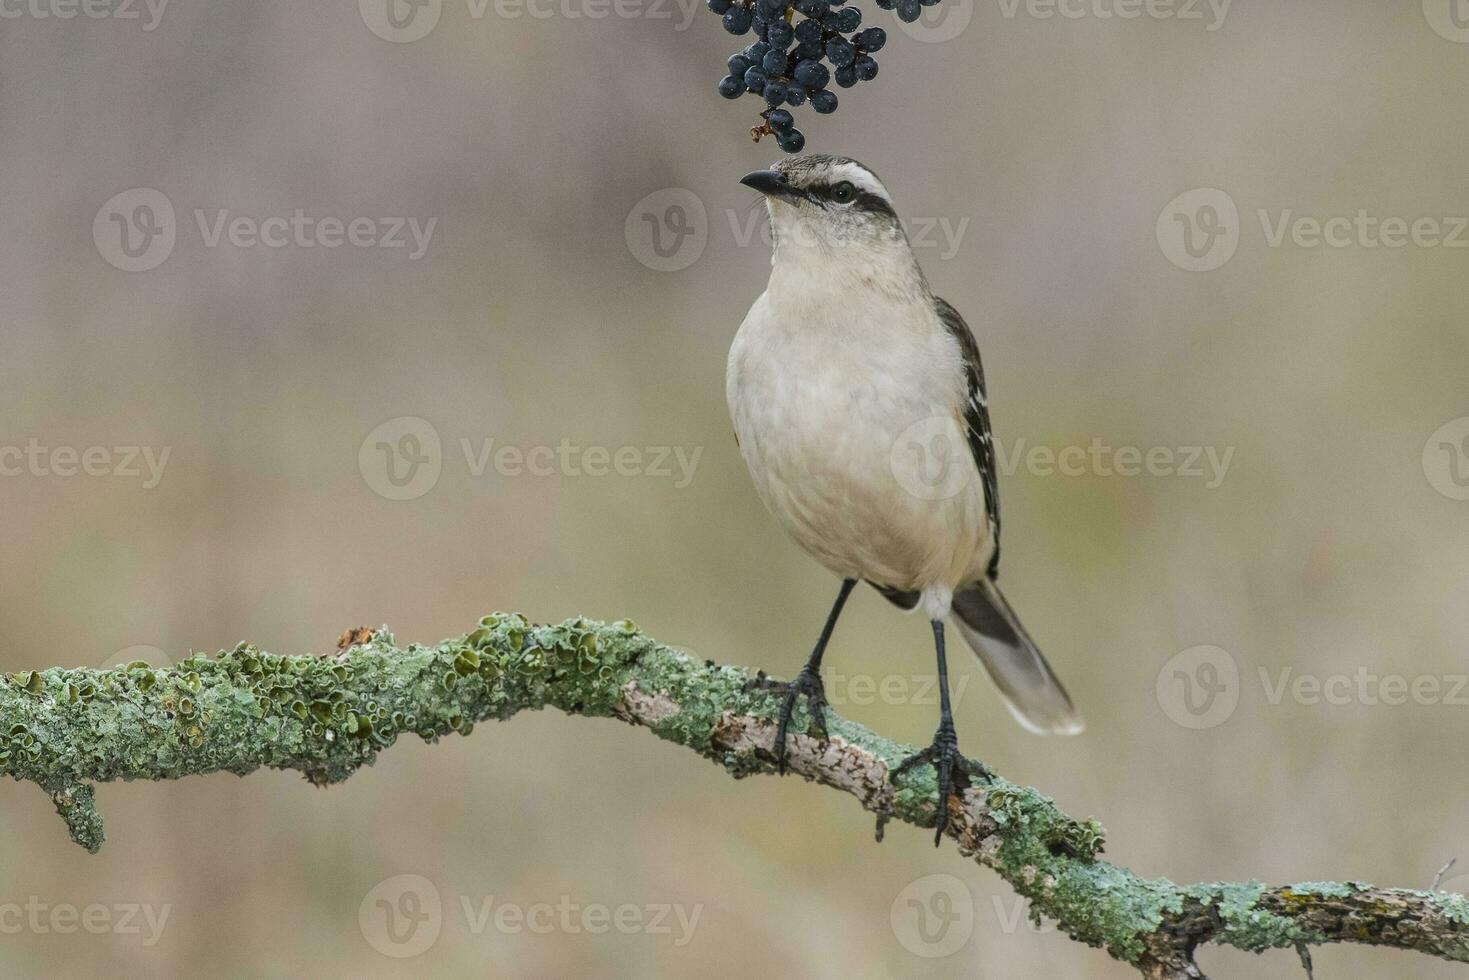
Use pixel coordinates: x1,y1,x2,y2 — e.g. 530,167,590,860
722,5,753,33
708,0,733,13
896,0,920,20
743,65,768,90
767,108,794,130
794,17,822,41
795,39,824,60
762,48,786,73
762,81,787,105
854,54,877,80
825,37,855,67
758,0,786,16
767,20,794,46
809,89,838,113
856,27,885,51
795,0,824,16
746,40,770,61
718,74,745,99
834,63,857,87
784,82,808,105
874,0,895,8
793,58,828,88
728,53,752,76
776,127,806,153
834,5,860,30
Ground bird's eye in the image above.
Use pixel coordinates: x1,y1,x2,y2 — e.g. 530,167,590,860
829,181,856,204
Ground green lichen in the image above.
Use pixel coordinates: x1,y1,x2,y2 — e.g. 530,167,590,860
1190,880,1322,952
49,782,104,854
1432,891,1469,926
0,613,1463,975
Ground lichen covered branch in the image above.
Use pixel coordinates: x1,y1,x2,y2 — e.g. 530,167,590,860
2,615,1465,976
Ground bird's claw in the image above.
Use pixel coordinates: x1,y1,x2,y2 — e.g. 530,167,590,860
743,666,829,774
890,725,992,846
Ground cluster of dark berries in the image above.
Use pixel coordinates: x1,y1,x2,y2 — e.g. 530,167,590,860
710,0,897,153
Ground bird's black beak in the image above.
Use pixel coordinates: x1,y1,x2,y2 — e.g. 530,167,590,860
741,169,804,204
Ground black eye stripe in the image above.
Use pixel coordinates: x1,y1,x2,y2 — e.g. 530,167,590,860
854,190,897,220
802,180,895,218
807,180,854,202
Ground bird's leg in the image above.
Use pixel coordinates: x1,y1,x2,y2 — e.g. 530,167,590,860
891,619,993,846
745,578,857,774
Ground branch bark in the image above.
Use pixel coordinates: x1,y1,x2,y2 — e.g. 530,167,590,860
3,614,1465,976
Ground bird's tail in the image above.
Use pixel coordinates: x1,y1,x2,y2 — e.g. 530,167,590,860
950,580,1084,736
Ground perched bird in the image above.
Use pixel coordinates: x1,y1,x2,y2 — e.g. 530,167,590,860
729,154,1082,843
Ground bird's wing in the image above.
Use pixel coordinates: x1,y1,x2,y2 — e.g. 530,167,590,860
935,296,1002,578
870,583,921,610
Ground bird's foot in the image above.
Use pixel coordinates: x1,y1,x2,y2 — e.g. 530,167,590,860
890,724,993,846
743,666,829,775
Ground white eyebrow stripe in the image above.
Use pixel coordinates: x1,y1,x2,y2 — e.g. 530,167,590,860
827,161,891,204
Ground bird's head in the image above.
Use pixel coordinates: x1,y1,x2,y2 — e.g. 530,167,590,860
740,154,921,288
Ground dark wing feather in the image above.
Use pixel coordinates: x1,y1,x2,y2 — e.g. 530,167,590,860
871,296,1003,610
870,582,921,610
935,296,1002,578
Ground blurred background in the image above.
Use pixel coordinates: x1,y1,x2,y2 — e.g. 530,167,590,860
1,1,1468,976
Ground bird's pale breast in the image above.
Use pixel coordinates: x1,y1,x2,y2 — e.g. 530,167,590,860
727,286,993,595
